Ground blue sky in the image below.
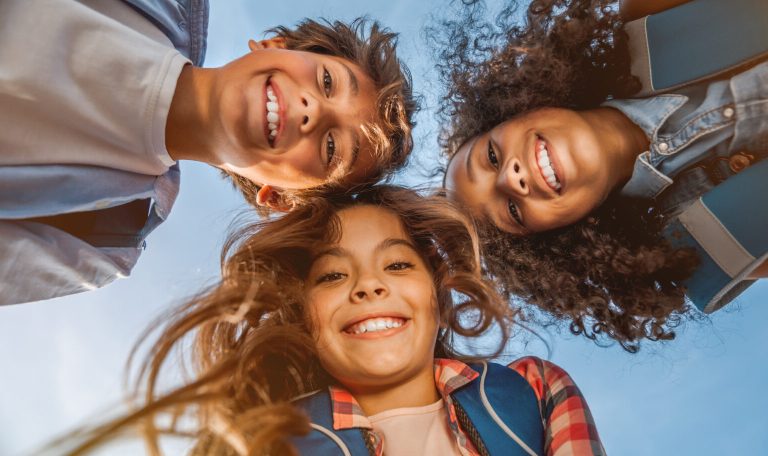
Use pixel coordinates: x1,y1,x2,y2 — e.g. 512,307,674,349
1,1,767,454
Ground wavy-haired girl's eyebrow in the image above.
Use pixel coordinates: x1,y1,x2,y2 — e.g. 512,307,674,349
315,238,417,262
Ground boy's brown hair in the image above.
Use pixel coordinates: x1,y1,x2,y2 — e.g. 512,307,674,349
222,18,418,212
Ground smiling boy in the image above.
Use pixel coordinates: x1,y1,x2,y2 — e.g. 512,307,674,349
0,0,416,305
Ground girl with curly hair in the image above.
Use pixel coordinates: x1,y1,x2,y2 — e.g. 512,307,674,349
60,186,604,455
437,0,768,351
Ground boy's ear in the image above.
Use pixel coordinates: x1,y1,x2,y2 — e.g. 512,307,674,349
248,37,287,52
255,185,294,212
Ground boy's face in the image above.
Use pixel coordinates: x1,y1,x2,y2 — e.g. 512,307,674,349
212,42,380,194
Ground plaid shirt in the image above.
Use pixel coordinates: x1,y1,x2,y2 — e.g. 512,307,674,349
327,356,605,456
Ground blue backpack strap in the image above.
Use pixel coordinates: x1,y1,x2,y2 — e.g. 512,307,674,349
452,361,544,456
626,0,768,97
664,158,768,312
290,390,371,456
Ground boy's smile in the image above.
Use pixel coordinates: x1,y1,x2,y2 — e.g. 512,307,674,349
166,41,382,193
217,46,380,189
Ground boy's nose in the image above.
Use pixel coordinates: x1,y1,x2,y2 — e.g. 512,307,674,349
298,92,323,134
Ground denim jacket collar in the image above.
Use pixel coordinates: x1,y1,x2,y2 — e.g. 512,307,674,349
603,95,689,198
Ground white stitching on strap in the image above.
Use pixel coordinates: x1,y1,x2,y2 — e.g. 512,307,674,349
478,361,540,456
309,423,352,456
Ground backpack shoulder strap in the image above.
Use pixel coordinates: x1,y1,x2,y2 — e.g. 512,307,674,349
664,158,768,312
452,361,545,456
290,390,371,456
626,0,768,97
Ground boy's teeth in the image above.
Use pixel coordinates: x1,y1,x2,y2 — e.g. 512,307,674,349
266,84,280,141
347,317,405,335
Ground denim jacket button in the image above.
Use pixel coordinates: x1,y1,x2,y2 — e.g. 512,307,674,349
728,152,753,173
723,107,735,118
657,142,669,152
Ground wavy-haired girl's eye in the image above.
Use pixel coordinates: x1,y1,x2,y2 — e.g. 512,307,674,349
508,200,524,226
386,261,414,272
487,141,499,168
316,271,345,284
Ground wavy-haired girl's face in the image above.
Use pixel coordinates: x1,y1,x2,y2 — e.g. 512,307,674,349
305,205,439,390
445,107,628,235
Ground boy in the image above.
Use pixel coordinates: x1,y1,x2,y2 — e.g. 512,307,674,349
0,0,416,305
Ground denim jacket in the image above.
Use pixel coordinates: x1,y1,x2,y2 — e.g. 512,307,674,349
0,0,209,305
603,60,768,312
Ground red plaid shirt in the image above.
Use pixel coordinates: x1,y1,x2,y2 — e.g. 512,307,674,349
327,356,605,455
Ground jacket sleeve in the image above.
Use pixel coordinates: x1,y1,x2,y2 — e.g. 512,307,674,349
509,357,606,456
0,220,136,305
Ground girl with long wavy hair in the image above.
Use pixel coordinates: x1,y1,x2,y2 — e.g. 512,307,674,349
436,0,768,352
60,186,604,455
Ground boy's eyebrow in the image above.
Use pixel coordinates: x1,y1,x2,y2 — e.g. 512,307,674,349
341,61,359,96
332,131,360,180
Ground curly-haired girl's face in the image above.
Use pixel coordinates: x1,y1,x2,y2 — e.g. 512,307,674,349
304,205,440,391
445,107,639,234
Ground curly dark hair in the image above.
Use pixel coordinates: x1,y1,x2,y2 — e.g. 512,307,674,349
433,0,699,352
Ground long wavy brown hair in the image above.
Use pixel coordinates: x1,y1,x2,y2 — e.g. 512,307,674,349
61,186,514,455
222,18,420,215
432,0,698,352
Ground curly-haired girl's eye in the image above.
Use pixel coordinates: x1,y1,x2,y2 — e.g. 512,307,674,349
487,141,499,169
508,200,524,226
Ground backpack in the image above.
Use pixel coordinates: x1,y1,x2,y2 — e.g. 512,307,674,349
289,361,545,456
625,0,768,97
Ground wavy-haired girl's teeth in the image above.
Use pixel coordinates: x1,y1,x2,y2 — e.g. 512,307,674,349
346,317,405,335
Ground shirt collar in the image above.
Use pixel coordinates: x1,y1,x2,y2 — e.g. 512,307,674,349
328,358,479,431
602,95,688,199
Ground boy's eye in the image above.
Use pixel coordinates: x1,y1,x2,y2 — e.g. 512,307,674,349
323,68,333,96
316,271,345,284
386,261,414,272
507,201,524,226
325,133,336,167
487,141,499,168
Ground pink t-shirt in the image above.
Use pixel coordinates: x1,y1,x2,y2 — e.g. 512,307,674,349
368,399,463,455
